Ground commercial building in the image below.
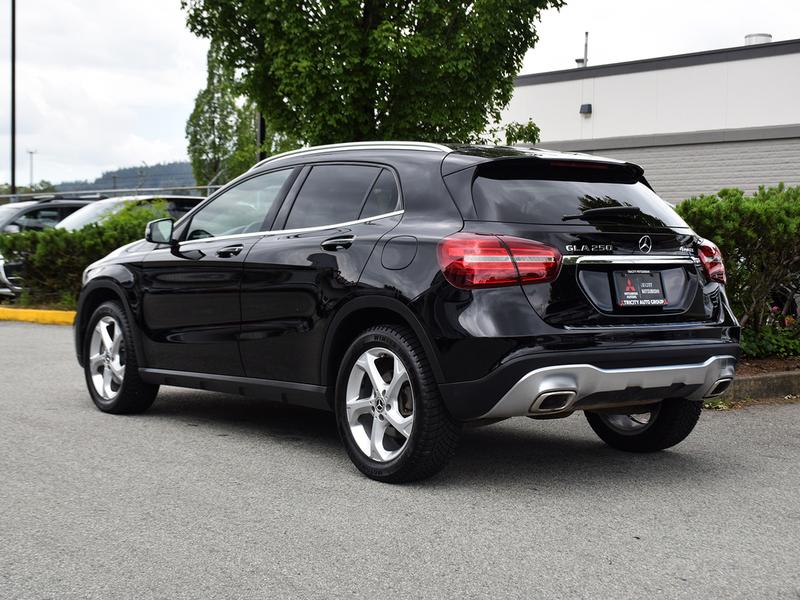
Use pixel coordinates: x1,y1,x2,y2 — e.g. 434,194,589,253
504,36,800,203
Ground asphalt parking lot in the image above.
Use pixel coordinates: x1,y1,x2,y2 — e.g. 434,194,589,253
1,322,799,599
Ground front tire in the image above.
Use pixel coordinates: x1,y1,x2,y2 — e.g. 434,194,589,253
83,301,158,414
335,325,461,483
585,399,702,452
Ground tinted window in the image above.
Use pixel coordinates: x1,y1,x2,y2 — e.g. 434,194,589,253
284,165,380,230
58,206,84,220
472,160,688,229
166,198,202,220
186,169,292,240
14,206,62,230
360,169,399,219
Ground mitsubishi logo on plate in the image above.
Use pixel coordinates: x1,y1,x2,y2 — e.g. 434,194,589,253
638,235,653,254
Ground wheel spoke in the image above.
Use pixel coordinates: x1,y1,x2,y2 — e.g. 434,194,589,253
357,352,385,395
109,359,126,383
98,321,114,353
346,396,372,423
111,326,123,355
370,417,388,461
384,409,413,439
89,353,103,371
102,367,114,398
386,368,409,403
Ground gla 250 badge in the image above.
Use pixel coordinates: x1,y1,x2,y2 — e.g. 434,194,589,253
565,244,614,253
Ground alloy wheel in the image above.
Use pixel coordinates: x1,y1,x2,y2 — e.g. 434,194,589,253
88,316,126,401
600,405,660,436
345,347,414,462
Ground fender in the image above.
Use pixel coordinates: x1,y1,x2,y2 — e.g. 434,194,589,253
320,295,445,385
75,268,146,367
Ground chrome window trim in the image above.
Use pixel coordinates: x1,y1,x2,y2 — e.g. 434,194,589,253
563,254,697,266
249,141,451,171
168,209,405,248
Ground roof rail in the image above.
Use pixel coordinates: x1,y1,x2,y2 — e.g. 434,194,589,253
249,141,452,171
30,192,108,204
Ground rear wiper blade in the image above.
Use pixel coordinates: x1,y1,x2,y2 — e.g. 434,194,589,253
562,206,642,221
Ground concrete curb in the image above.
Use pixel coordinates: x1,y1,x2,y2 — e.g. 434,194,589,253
0,307,75,326
723,371,800,402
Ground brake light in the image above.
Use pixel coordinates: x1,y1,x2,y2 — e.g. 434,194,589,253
437,233,562,289
698,239,726,285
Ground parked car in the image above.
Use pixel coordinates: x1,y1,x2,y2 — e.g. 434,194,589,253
0,195,204,297
73,142,740,482
56,195,204,231
0,196,98,296
0,196,97,233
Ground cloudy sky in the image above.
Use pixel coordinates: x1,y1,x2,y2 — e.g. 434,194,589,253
0,0,797,185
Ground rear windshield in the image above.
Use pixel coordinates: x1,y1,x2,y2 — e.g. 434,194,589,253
472,160,688,229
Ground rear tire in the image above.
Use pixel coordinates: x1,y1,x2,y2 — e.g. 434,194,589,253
83,301,158,414
585,399,702,452
335,325,461,483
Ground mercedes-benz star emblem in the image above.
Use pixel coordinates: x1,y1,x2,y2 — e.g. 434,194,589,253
638,235,653,254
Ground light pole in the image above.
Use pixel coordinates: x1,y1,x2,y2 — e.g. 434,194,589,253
27,149,37,189
10,0,16,197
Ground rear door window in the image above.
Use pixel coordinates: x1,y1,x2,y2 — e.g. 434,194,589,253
359,169,399,219
472,159,688,229
284,165,380,230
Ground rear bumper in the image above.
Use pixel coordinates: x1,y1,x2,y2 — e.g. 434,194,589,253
439,342,740,420
479,355,735,419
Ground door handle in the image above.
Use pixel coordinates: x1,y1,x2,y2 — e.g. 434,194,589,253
216,244,244,258
321,236,355,251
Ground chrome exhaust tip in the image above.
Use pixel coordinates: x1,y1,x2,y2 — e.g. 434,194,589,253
704,378,732,398
530,390,577,413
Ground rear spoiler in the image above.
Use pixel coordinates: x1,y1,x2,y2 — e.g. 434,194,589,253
472,156,645,184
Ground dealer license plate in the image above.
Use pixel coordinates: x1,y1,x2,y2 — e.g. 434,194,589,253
613,270,666,307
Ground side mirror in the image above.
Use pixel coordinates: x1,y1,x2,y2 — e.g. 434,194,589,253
145,218,174,245
3,224,21,234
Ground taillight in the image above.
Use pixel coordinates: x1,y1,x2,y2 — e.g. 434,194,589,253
437,233,562,289
698,239,726,285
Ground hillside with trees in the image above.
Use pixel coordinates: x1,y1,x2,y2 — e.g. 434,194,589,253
55,162,196,193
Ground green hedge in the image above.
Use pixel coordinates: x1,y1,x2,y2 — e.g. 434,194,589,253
676,184,800,357
0,202,168,308
740,327,800,359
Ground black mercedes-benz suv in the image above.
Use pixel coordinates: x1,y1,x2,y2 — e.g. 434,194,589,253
74,142,739,482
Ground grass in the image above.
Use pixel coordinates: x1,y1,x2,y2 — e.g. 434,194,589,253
704,394,799,411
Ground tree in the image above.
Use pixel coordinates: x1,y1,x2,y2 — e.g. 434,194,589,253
0,180,56,196
187,42,302,186
225,101,303,178
181,0,563,145
474,118,541,146
185,42,241,186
